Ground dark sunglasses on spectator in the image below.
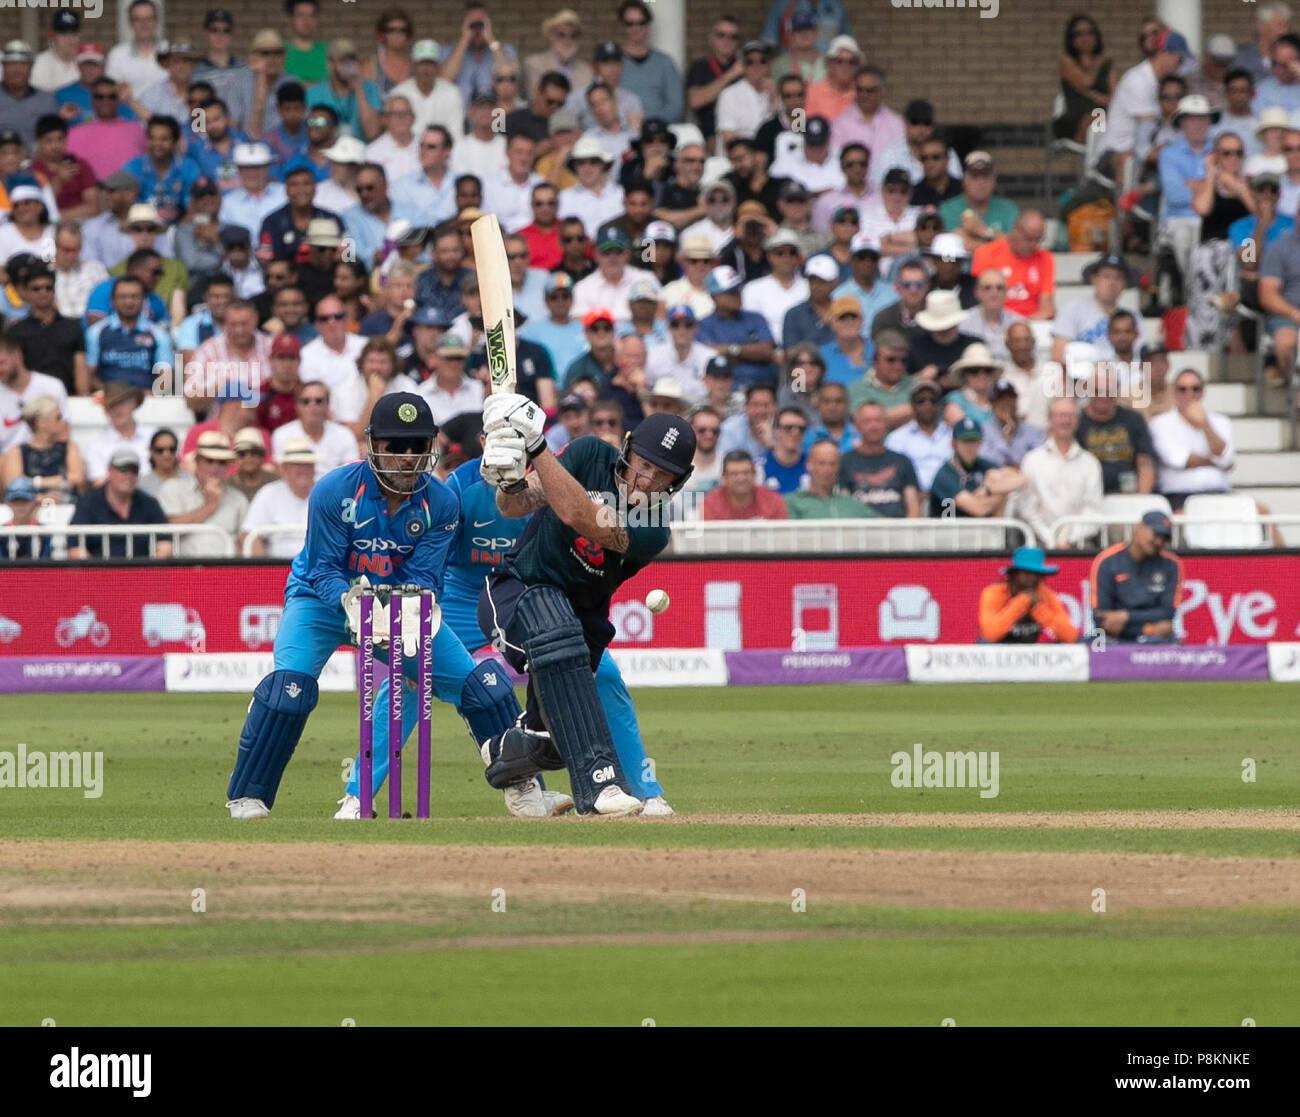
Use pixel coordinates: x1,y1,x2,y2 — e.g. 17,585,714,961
152,444,178,454
113,463,140,474
299,394,328,404
591,417,619,427
547,289,573,298
26,282,53,292
588,322,614,332
777,422,807,432
316,313,345,322
670,321,695,328
1217,148,1244,156
623,17,649,27
94,92,119,100
1175,383,1204,394
494,74,518,83
898,280,927,290
694,424,720,435
506,251,528,261
236,447,264,457
562,234,586,243
1284,144,1300,153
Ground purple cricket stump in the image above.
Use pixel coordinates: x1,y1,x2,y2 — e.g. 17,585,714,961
358,593,374,819
388,589,404,819
416,592,433,819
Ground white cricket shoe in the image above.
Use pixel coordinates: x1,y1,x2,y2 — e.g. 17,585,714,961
333,794,362,820
226,797,270,819
592,786,643,817
641,795,675,817
504,777,573,818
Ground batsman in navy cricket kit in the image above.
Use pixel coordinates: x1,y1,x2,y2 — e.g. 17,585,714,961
225,393,573,821
474,395,696,817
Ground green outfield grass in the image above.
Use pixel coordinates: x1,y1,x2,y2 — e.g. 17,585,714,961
2,683,1296,1025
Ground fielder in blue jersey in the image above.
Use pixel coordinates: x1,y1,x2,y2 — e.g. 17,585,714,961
444,449,672,813
224,393,573,820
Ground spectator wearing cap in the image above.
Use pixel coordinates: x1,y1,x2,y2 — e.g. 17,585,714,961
84,279,173,394
645,304,712,403
270,378,358,478
218,142,288,240
571,223,651,326
121,115,201,225
859,169,922,263
544,391,590,454
848,327,912,422
819,295,872,388
620,118,674,200
1157,94,1218,280
924,234,976,310
717,40,774,148
55,43,136,128
398,304,445,383
832,232,898,327
194,9,244,86
970,210,1056,320
305,40,382,142
214,29,294,140
940,151,1019,253
682,178,740,257
883,379,950,491
755,73,807,170
760,0,852,54
156,430,249,557
0,393,81,504
838,400,919,517
304,135,361,214
0,41,59,147
1013,396,1099,548
561,308,619,390
29,116,96,220
67,446,172,558
622,276,666,346
557,137,625,239
1148,367,1235,509
213,225,262,300
775,179,830,258
239,436,317,555
660,236,717,320
942,342,1002,428
8,261,87,396
701,449,789,521
928,417,1023,519
772,115,846,198
782,254,838,349
31,12,82,95
702,354,743,419
130,41,201,128
805,35,861,123
652,140,708,229
908,289,980,384
388,38,464,142
569,41,644,134
618,2,682,125
772,10,827,86
959,267,1024,361
1183,34,1236,115
1050,254,1142,365
742,229,809,346
979,379,1045,469
65,77,147,180
1090,510,1183,643
698,266,778,389
978,546,1078,644
519,271,585,375
812,145,872,231
686,16,744,146
256,332,305,432
0,186,54,271
105,1,167,98
413,333,483,425
483,133,544,235
871,99,963,193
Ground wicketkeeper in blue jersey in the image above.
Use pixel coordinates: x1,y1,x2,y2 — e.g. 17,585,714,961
224,392,573,820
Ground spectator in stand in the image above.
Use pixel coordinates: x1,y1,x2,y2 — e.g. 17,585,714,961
1075,362,1156,495
219,142,287,241
67,447,172,558
239,436,318,556
545,391,591,454
970,210,1055,319
997,321,1047,429
785,439,872,518
52,221,109,323
772,115,846,199
942,343,1000,428
701,354,743,419
617,2,682,125
820,296,871,387
1093,32,1184,192
552,216,595,284
816,205,858,281
870,256,929,342
923,234,976,310
130,41,202,129
928,417,1024,519
137,427,181,498
0,333,68,451
64,81,146,183
838,400,919,517
909,290,973,381
525,11,592,100
571,224,650,326
299,294,366,417
813,145,872,231
1090,510,1182,643
1258,192,1300,379
305,40,383,143
557,137,625,238
1158,94,1218,290
30,116,97,220
1054,15,1116,144
561,308,619,391
682,179,740,257
451,93,505,183
804,380,856,453
387,40,462,142
588,397,624,447
482,134,543,235
580,80,637,165
884,380,949,493
1014,396,1101,549
978,546,1078,644
84,278,173,392
783,255,838,349
55,43,131,129
717,40,774,148
416,334,484,425
698,266,778,390
940,151,1019,254
772,10,825,87
519,271,585,375
1254,32,1300,115
186,102,247,196
859,170,920,264
760,0,852,51
0,44,57,150
741,229,808,346
1235,4,1292,84
776,342,823,420
979,380,1044,469
623,278,666,347
718,200,775,282
31,12,82,95
645,304,711,403
270,379,358,478
1148,368,1235,508
106,1,167,97
959,267,1024,361
761,407,810,494
156,430,248,557
806,35,861,123
1050,254,1141,365
775,180,829,258
701,449,789,520
518,182,565,270
848,327,913,423
833,232,897,324
717,382,776,461
754,74,805,169
8,262,87,395
256,334,304,433
870,99,962,192
686,16,744,147
1188,35,1240,114
258,162,329,266
832,65,902,159
0,395,83,504
909,137,962,209
506,70,571,148
1211,69,1259,155
283,1,328,85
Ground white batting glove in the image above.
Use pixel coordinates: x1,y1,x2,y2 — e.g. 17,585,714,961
480,429,529,488
481,392,545,456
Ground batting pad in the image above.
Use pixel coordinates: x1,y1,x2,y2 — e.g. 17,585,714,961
515,585,624,812
227,670,319,808
458,658,520,746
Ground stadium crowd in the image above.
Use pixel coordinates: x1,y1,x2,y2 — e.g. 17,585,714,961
0,1,1285,560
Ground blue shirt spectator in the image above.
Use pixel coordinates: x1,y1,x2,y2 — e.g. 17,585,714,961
1228,210,1295,248
306,80,383,139
219,182,288,240
121,153,201,222
85,313,174,390
832,274,898,326
84,279,167,327
1157,133,1210,220
697,307,778,389
56,80,139,126
187,130,250,192
341,206,387,271
519,316,587,377
392,169,457,228
819,338,873,386
761,0,851,51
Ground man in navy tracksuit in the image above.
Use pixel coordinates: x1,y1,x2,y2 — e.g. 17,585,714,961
1090,510,1184,643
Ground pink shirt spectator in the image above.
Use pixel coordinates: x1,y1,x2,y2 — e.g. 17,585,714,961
805,80,856,125
813,185,873,230
65,120,146,181
830,103,905,161
700,485,789,520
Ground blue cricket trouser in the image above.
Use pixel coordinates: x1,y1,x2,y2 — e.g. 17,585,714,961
442,589,663,798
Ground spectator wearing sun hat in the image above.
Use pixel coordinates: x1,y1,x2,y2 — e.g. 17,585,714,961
978,546,1078,644
557,135,625,238
239,436,320,557
218,141,288,239
819,295,872,387
156,429,249,556
805,35,862,123
697,265,778,389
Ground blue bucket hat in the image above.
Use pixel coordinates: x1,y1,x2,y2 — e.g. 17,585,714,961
1002,545,1058,576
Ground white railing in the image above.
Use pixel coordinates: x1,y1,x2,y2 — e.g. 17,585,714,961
668,517,1037,555
1049,514,1300,550
240,524,308,557
0,524,235,559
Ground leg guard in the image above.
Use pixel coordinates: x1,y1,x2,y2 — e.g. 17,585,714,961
482,725,564,789
458,658,520,745
228,670,319,808
515,585,624,813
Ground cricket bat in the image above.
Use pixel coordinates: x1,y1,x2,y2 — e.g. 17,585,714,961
470,213,517,395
